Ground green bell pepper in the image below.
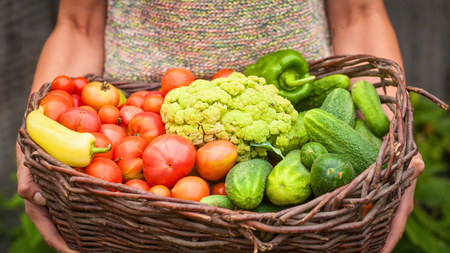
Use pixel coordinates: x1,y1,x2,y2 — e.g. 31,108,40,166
244,49,315,105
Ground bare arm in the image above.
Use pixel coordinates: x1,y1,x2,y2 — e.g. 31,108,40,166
30,0,106,93
326,1,423,253
17,1,106,252
327,0,402,119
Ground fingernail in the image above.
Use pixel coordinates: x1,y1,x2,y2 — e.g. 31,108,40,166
33,192,46,206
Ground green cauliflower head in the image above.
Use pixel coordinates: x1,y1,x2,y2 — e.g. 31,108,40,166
160,72,298,161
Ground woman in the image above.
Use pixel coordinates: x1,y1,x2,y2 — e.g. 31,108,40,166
16,0,424,252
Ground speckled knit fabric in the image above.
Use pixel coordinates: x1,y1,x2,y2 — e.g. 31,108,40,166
104,0,331,82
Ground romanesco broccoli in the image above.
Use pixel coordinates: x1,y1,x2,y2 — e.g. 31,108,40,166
160,72,298,161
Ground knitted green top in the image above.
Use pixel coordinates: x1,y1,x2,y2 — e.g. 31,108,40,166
104,0,331,82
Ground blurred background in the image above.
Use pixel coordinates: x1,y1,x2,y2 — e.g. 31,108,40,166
0,0,449,252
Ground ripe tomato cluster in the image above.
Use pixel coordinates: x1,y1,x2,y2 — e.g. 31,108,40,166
42,68,235,202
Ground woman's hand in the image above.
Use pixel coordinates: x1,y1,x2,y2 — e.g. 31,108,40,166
16,143,80,253
381,153,424,253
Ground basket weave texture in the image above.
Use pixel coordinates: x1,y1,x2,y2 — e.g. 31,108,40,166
17,55,448,253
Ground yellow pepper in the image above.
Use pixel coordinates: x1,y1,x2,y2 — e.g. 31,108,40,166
26,107,110,167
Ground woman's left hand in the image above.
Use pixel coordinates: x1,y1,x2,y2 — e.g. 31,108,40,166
381,153,425,253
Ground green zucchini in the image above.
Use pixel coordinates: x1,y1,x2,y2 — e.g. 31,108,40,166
321,88,355,127
200,195,236,210
354,118,383,148
304,109,379,175
351,80,390,137
295,74,351,111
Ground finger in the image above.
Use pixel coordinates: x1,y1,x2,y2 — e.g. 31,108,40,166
17,160,46,205
25,200,80,253
409,153,425,180
381,179,416,253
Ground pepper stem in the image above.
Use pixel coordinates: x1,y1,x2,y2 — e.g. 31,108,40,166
279,69,315,91
90,142,111,156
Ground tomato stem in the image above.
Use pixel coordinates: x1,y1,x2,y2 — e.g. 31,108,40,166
101,81,111,91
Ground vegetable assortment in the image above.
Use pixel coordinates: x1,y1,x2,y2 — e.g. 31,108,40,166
26,49,393,211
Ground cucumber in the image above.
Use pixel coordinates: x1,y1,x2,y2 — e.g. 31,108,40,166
200,195,236,210
304,109,379,175
321,88,355,128
266,150,312,206
273,110,310,155
252,202,286,213
296,74,351,111
354,118,383,148
300,142,328,169
351,80,390,137
310,153,356,197
225,159,273,210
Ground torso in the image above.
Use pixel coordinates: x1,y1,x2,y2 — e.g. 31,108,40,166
104,0,331,81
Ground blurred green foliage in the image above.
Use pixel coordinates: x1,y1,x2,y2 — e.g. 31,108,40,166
394,92,450,253
0,175,55,253
0,91,448,253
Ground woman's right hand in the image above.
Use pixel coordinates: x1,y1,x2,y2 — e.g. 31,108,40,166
17,143,80,253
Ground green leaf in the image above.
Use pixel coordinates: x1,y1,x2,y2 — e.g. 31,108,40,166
250,141,284,159
0,193,25,209
415,177,450,208
404,215,441,253
413,207,450,242
393,235,424,253
20,212,44,249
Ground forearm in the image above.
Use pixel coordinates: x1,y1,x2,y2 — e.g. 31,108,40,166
327,0,403,119
30,0,106,94
31,26,104,93
327,0,403,68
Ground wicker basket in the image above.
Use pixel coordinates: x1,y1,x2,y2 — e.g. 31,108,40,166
17,55,448,253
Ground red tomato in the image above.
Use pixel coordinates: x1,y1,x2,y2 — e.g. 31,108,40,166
78,105,97,114
81,81,120,111
149,185,171,197
144,91,165,99
51,75,74,93
363,203,374,216
171,176,210,201
72,76,89,95
119,106,144,129
128,112,165,145
125,179,150,191
71,93,83,107
59,107,102,133
43,90,74,107
143,134,196,188
40,96,73,121
161,68,195,95
212,69,234,80
114,136,147,182
132,91,150,97
196,140,237,181
98,105,121,125
91,133,114,159
126,93,146,108
142,95,164,114
73,167,86,173
211,182,227,196
85,157,122,191
100,124,127,146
